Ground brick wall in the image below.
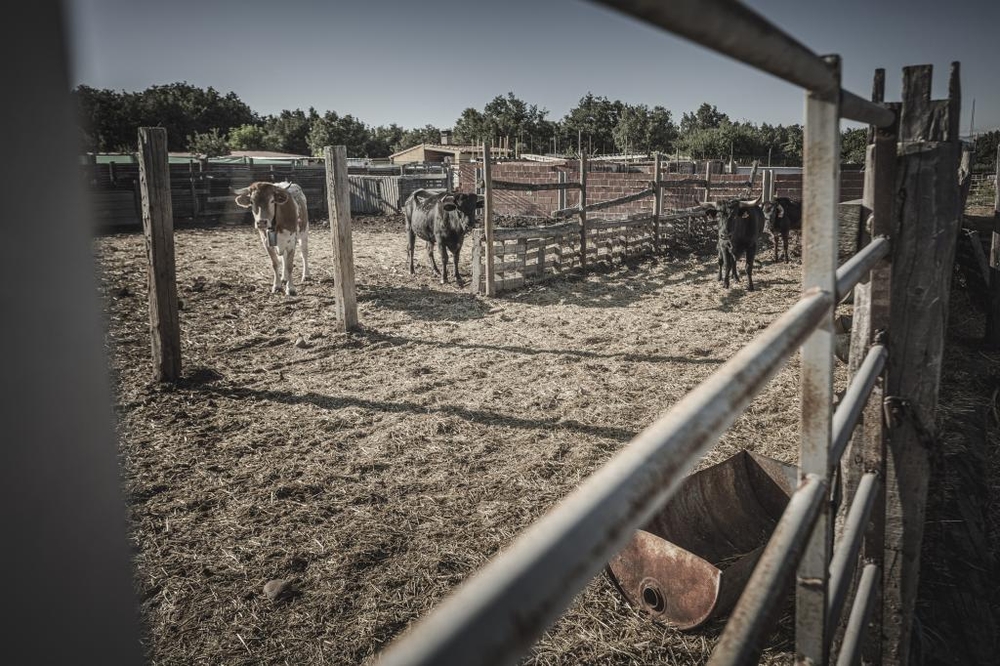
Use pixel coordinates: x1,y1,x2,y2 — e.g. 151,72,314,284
774,172,864,202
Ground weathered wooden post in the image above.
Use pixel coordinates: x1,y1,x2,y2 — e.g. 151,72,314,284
842,68,898,665
324,145,358,331
579,153,588,269
138,127,181,383
704,161,713,203
652,152,662,253
483,143,496,297
986,144,1000,345
882,63,963,666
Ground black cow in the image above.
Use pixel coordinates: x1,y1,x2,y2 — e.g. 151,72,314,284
404,189,482,286
761,197,802,263
705,198,766,291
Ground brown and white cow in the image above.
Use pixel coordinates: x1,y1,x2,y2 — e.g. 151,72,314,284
234,181,310,295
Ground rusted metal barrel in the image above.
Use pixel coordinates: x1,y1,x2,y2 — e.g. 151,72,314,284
607,450,797,630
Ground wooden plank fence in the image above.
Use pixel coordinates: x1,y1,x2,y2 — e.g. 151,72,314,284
85,161,447,228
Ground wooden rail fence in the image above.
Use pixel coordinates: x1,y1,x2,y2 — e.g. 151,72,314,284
85,161,447,228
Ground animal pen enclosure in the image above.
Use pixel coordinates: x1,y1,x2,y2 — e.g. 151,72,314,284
460,158,864,295
377,2,961,666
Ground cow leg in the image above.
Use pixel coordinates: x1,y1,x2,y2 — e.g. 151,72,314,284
407,230,416,275
453,238,464,287
281,234,295,296
746,245,757,292
782,232,790,263
259,231,281,293
299,230,310,282
426,241,441,277
773,232,780,262
717,246,724,282
438,242,450,284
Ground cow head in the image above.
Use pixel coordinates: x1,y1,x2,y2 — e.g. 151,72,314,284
439,192,482,230
705,197,762,236
234,182,290,231
761,199,785,223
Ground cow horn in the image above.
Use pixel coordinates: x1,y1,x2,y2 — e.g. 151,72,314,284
232,186,250,195
739,195,761,208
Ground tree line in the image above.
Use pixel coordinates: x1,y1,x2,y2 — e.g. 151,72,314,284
77,81,955,165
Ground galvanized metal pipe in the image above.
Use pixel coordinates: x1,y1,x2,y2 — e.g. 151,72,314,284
708,474,828,666
827,473,880,634
377,290,832,666
591,0,893,126
840,90,896,129
835,237,890,301
836,564,880,666
796,58,841,662
830,345,887,465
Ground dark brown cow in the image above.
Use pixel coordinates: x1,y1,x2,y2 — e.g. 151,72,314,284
404,189,481,286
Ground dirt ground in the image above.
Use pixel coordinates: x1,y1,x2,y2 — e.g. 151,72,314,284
94,211,996,666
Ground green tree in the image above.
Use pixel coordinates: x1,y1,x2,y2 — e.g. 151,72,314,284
72,82,255,152
72,85,141,152
679,103,729,134
613,104,650,155
647,105,678,154
262,108,318,155
453,108,487,144
369,124,406,156
973,130,1000,170
561,93,624,155
841,128,868,165
307,111,372,156
227,124,268,151
187,128,231,157
396,125,443,151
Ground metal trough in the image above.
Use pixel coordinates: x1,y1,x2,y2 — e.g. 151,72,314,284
607,450,798,630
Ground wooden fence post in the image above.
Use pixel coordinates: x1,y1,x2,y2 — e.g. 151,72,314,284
704,161,713,203
986,144,1000,346
137,127,181,383
840,68,898,665
483,143,496,296
652,153,662,253
470,229,483,294
580,153,588,269
324,145,358,331
882,63,963,666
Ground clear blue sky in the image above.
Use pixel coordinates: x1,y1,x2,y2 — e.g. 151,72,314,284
65,0,1000,134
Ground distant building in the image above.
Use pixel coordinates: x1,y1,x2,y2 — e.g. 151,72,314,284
389,143,511,165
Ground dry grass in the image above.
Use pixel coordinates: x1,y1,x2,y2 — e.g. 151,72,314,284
97,216,843,665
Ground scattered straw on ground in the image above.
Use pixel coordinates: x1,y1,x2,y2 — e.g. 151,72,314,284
97,215,844,665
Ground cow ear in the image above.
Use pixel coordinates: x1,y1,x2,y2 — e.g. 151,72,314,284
273,188,289,205
234,193,251,208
